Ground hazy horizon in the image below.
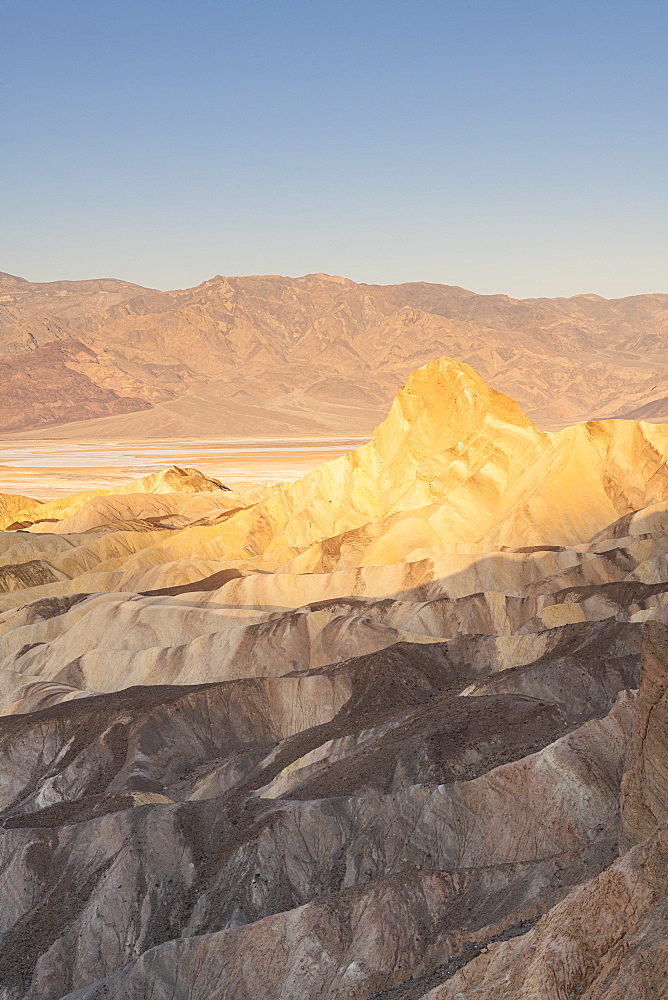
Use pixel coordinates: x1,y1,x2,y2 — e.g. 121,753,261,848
3,266,668,302
2,0,667,299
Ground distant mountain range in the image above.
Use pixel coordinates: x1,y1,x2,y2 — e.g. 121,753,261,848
1,356,667,996
1,270,667,436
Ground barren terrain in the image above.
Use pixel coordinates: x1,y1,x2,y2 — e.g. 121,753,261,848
2,271,668,436
0,357,666,997
0,438,364,499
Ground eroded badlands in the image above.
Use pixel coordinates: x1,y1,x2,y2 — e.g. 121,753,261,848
0,357,667,998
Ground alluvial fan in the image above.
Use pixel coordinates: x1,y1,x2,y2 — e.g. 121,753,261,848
0,357,667,999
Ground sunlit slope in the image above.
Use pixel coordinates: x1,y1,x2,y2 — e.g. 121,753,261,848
0,465,235,530
162,355,668,564
2,357,668,597
64,356,663,569
0,354,667,999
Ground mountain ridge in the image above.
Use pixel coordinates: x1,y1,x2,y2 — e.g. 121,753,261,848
0,355,667,996
1,271,667,436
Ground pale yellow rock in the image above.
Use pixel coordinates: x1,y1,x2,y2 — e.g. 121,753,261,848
0,356,667,709
0,491,43,517
0,465,232,530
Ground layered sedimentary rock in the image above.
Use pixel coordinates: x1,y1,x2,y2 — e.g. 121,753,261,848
0,357,667,998
426,628,668,1000
0,465,234,532
620,621,668,850
2,271,668,435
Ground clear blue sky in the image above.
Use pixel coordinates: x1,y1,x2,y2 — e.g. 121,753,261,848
1,0,666,296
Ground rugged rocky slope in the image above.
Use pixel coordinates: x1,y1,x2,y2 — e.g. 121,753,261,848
1,271,668,434
0,358,667,998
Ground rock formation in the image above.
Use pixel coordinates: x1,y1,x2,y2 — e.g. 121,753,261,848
0,357,667,997
2,271,668,435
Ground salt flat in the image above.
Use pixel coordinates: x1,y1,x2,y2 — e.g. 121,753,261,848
0,436,366,499
1,357,667,998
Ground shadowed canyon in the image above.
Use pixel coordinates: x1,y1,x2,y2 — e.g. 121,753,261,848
0,356,667,997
